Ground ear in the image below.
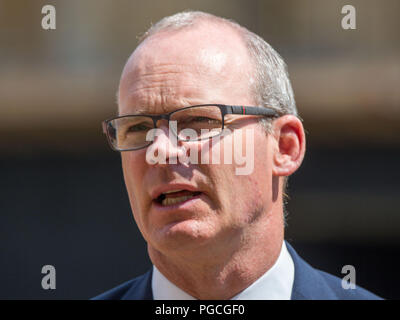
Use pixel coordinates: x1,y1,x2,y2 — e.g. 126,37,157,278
271,115,306,177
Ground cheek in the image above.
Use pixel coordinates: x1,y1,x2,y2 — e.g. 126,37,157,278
229,129,273,220
122,147,149,177
121,152,145,193
198,127,272,206
121,151,148,225
250,131,273,198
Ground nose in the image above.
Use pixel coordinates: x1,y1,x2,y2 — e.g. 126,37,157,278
146,123,186,165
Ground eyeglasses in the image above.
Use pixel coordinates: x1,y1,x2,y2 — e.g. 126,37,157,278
102,104,279,151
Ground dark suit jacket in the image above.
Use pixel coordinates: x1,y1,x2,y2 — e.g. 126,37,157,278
92,242,382,300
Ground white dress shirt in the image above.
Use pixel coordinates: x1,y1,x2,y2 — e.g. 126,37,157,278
152,241,294,300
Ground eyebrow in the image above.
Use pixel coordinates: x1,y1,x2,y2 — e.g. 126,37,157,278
130,108,149,115
118,105,150,116
119,100,208,116
120,108,168,115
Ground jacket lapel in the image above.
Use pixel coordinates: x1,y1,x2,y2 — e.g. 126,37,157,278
286,241,337,300
121,268,153,300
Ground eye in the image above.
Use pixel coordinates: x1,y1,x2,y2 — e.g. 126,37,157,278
188,116,221,124
127,123,152,132
193,116,210,122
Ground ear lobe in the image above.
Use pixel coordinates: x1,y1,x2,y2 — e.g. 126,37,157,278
272,115,306,177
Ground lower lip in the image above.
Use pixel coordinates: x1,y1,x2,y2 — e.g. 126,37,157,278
152,193,204,212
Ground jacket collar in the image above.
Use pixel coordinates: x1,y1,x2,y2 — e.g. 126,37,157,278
121,268,153,300
286,241,337,300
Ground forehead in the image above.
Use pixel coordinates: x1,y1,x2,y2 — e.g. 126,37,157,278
118,23,254,115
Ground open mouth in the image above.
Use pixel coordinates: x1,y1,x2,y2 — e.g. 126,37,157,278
154,190,202,206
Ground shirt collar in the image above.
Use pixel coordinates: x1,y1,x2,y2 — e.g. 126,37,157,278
151,241,294,300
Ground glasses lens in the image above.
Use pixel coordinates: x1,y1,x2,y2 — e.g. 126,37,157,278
171,105,223,141
107,116,154,150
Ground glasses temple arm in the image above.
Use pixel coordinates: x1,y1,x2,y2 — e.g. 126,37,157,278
228,105,279,117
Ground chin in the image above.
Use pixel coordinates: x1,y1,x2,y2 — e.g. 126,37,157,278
155,218,215,250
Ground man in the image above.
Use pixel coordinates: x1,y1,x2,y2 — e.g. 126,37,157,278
94,11,380,300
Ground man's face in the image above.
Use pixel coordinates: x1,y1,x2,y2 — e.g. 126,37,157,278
118,24,277,256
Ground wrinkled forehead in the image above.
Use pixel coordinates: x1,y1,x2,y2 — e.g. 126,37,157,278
118,24,254,114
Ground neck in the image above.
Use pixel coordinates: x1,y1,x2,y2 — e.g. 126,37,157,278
148,209,284,300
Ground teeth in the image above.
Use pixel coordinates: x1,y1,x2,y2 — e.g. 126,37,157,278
163,189,184,194
161,194,195,206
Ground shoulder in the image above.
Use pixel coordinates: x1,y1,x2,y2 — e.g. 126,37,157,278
91,278,138,300
91,269,153,300
286,242,382,300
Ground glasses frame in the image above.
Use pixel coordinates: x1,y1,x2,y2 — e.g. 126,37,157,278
102,104,280,152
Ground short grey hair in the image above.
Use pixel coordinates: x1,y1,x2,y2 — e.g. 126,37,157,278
138,11,299,133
